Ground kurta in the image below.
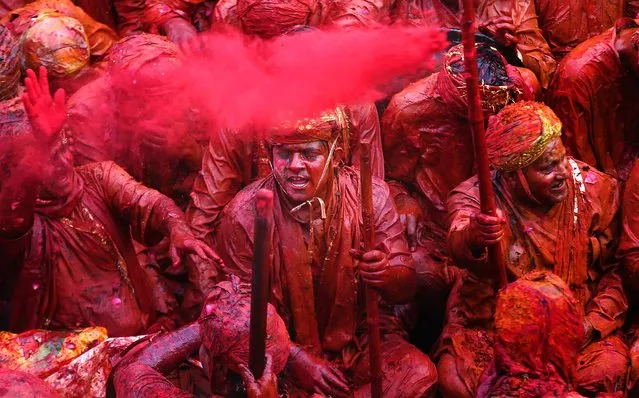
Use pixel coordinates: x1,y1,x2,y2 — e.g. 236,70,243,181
186,103,384,246
214,169,437,396
393,0,556,88
535,0,639,59
0,161,190,337
546,28,639,181
443,159,628,395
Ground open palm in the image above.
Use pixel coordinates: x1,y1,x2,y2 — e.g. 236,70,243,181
21,66,67,142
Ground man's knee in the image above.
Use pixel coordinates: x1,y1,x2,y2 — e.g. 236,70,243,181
375,337,438,397
437,353,473,398
575,336,629,394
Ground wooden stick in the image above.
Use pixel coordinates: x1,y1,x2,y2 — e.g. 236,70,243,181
460,0,508,288
249,189,274,379
360,141,383,398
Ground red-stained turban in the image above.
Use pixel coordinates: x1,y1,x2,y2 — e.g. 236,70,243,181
268,106,351,147
0,25,20,100
199,277,290,377
236,0,321,39
486,101,562,172
22,12,90,79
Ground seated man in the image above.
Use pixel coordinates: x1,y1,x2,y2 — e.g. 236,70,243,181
382,42,532,349
214,111,437,397
0,67,218,336
440,102,628,396
546,18,639,182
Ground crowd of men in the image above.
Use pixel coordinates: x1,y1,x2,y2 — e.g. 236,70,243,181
2,0,639,397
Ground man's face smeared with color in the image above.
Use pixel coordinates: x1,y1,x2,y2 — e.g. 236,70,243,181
272,140,330,204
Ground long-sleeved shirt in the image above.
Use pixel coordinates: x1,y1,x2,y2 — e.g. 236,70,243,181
0,161,190,336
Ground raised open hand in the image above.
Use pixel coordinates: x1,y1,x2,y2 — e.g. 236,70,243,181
21,66,66,142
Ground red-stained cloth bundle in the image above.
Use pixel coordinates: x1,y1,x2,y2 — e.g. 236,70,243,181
478,271,584,397
21,12,90,79
199,277,290,376
236,0,321,38
0,25,20,100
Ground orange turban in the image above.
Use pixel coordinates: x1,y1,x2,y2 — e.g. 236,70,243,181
237,0,321,39
486,101,562,172
22,12,90,79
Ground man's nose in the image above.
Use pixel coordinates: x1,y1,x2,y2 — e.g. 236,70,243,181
288,153,304,170
556,159,570,180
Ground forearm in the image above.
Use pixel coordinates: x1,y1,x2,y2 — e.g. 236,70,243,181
586,266,628,338
120,322,202,373
157,198,192,237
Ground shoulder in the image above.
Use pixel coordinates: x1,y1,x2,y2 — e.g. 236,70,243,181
551,32,618,91
384,74,439,119
76,160,131,185
220,177,273,230
572,158,619,201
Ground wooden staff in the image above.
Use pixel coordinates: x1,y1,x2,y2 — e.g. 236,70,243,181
249,189,274,379
360,141,383,398
460,0,508,288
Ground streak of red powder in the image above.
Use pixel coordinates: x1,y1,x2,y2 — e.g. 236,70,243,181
174,23,446,132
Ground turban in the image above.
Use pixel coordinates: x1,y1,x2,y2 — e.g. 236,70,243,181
438,43,520,116
494,271,583,384
107,34,187,128
199,277,290,376
0,25,21,100
268,106,351,148
22,12,90,79
486,101,562,172
237,0,320,39
106,34,179,78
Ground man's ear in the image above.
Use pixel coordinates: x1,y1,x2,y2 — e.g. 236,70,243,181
332,147,345,166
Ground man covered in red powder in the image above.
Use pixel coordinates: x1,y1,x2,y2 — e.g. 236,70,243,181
112,277,288,397
440,102,627,396
382,43,531,349
394,0,556,89
213,113,438,397
546,18,639,182
535,0,639,60
187,103,383,246
65,34,204,210
0,67,218,337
